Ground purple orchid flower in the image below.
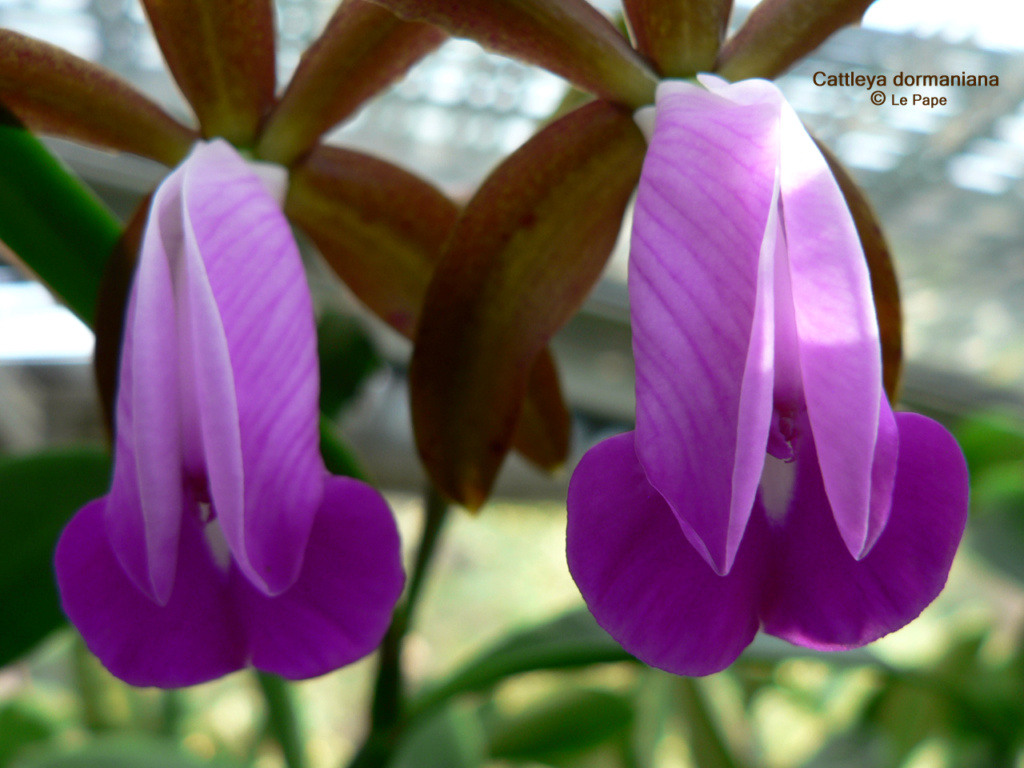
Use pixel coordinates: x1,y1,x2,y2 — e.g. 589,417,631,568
566,76,969,676
55,140,404,688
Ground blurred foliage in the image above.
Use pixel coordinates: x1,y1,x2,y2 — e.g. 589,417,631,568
0,449,111,667
3,409,1024,767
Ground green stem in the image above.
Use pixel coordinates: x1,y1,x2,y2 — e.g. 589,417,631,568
346,485,450,767
257,672,307,768
159,690,183,738
71,638,111,732
676,678,744,768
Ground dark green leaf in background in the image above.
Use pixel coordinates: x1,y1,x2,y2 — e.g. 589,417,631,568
390,705,486,768
0,448,111,667
485,688,633,764
0,119,121,326
410,608,636,718
11,737,244,768
317,311,382,417
0,704,54,766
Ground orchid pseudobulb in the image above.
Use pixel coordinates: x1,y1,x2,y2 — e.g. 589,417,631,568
55,140,404,688
567,77,969,676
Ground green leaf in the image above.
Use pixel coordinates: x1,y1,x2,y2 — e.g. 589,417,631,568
965,465,1024,582
0,448,111,666
317,312,382,417
0,30,194,165
622,0,732,76
367,0,657,108
954,413,1024,475
675,678,745,768
0,122,123,326
717,0,876,81
390,705,486,768
257,0,446,166
0,703,55,766
11,737,245,768
141,0,275,145
320,416,369,482
410,608,636,718
486,688,634,763
408,100,645,508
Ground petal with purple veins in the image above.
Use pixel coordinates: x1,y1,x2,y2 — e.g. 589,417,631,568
630,80,779,574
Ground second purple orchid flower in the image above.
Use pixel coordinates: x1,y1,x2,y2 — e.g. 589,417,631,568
55,141,405,688
567,76,970,676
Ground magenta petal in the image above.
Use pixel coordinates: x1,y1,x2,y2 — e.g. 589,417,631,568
238,477,405,679
630,81,780,574
778,102,887,558
178,141,325,595
567,433,765,676
760,413,968,650
56,478,404,687
55,498,245,688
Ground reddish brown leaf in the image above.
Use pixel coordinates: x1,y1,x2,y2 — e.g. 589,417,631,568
717,0,875,81
0,30,194,165
92,195,150,437
623,0,732,76
286,145,571,471
367,0,657,108
286,145,457,339
818,141,902,400
257,1,446,166
409,100,647,508
142,0,275,145
512,350,571,472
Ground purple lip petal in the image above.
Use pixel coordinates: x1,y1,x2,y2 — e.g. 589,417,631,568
240,477,405,679
55,479,404,687
630,80,780,575
761,413,967,649
567,433,765,676
56,497,245,688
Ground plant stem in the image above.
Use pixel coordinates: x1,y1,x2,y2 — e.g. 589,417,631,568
257,672,307,768
346,484,450,767
71,638,111,732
